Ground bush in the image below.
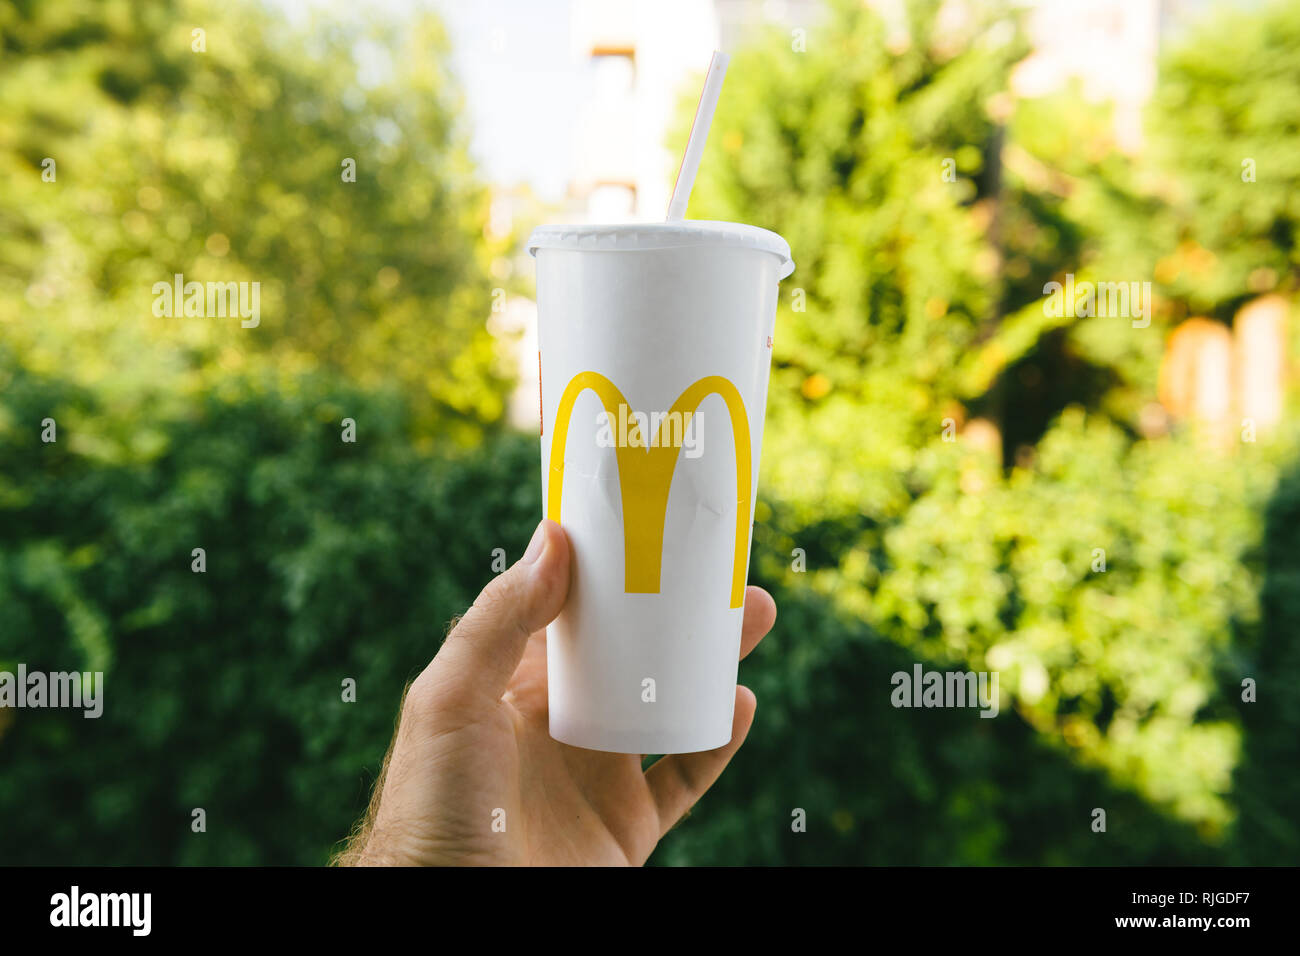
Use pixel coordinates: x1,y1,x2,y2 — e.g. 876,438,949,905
0,362,539,864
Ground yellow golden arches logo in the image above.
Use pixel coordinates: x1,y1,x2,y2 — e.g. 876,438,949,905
546,371,752,609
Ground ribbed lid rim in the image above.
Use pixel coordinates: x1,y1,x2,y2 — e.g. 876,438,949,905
527,219,794,279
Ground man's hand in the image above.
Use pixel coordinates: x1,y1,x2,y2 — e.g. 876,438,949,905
336,518,776,866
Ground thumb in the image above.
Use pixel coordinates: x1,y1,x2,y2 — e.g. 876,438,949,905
429,519,569,706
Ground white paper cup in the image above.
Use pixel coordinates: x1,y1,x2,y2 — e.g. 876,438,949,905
527,220,795,754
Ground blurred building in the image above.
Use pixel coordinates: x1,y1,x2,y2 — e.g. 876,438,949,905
564,0,715,222
1011,0,1218,152
1159,298,1290,447
1011,0,1160,152
565,0,824,222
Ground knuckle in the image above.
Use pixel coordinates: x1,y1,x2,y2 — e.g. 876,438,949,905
467,572,530,639
401,672,436,720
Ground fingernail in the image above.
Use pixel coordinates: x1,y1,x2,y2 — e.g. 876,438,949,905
521,521,547,565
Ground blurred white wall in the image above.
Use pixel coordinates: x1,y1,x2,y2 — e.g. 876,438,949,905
568,0,720,221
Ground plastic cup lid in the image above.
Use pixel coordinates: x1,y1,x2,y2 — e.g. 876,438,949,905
527,219,795,280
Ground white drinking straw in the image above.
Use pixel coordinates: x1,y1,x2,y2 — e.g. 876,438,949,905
666,50,730,221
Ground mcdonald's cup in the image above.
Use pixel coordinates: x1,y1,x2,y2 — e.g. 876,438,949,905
527,221,795,754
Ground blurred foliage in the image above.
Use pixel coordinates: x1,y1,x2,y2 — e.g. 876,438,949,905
0,0,505,438
0,359,539,863
681,0,1032,528
667,0,1300,860
1149,1,1300,316
0,0,511,862
2,0,1299,865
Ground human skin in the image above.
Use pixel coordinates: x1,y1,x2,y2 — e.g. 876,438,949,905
337,518,777,866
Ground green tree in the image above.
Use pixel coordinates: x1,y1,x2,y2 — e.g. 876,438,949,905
0,0,505,438
1150,0,1300,316
681,0,1031,527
